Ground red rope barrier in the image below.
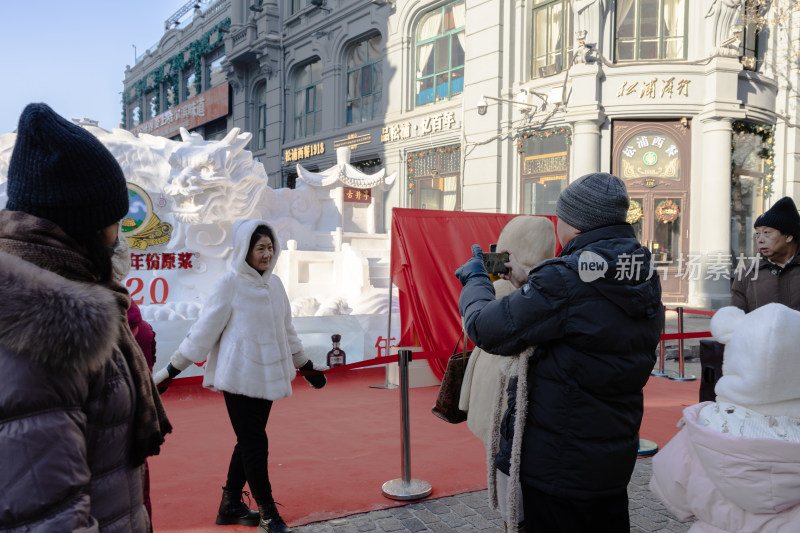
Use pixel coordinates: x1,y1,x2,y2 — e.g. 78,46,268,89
660,331,712,341
664,308,716,316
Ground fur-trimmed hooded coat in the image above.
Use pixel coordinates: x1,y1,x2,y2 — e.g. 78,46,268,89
170,219,304,400
0,251,149,532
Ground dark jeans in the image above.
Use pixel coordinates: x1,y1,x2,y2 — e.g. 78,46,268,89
223,392,273,506
521,484,629,533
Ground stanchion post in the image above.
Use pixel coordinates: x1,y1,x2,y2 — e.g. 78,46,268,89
382,349,432,501
670,306,696,381
652,308,675,378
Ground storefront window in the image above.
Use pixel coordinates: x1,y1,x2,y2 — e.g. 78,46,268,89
128,102,142,129
346,34,384,125
408,145,461,210
652,198,682,261
731,123,771,258
616,0,687,61
415,1,465,107
520,128,570,215
532,0,573,78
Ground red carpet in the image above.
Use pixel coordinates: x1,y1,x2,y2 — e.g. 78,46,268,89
150,367,699,532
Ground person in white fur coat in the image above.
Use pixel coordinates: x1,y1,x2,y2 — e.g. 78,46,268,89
650,303,800,532
154,219,328,533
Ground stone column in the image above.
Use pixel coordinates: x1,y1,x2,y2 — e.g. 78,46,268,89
696,116,733,308
571,120,602,178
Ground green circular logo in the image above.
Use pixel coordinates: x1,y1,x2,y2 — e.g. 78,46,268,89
643,151,658,166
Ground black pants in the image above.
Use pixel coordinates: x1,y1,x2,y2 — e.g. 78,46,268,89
521,484,629,533
223,392,273,506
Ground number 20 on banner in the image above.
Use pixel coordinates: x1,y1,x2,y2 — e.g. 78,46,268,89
126,277,169,305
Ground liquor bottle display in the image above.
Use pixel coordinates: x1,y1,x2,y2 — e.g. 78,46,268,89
327,334,346,368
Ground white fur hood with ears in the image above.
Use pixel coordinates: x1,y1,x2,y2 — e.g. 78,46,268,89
175,219,304,400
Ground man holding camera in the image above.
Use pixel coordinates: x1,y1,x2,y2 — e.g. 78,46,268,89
455,172,663,532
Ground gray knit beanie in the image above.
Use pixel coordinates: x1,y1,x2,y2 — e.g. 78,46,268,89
556,172,630,232
6,103,129,235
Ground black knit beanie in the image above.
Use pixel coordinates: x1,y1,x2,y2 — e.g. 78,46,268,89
754,196,800,240
556,172,630,232
6,103,128,235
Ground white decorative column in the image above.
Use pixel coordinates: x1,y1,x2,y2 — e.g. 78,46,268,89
564,62,604,181
571,120,602,178
697,117,733,308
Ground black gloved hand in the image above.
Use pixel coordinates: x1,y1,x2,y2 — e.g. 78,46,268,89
299,360,327,389
153,363,182,394
454,244,489,286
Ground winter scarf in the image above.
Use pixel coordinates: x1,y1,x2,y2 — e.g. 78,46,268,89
487,346,534,529
0,209,172,466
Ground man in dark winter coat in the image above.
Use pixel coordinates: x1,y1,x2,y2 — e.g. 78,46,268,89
730,196,800,312
456,172,663,532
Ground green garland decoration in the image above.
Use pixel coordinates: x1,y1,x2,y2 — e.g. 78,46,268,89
354,158,382,171
123,18,231,126
406,145,461,194
731,121,775,198
516,126,572,153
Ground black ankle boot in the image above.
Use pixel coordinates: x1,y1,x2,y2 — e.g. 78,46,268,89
257,501,292,533
216,486,260,526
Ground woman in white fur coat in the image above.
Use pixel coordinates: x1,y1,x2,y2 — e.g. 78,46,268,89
154,219,328,533
458,215,556,532
650,303,800,532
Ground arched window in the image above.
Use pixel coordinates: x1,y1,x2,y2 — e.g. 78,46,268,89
616,0,687,61
255,82,267,150
415,1,465,107
294,60,323,139
346,34,384,125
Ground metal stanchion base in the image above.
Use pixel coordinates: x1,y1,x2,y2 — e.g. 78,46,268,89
369,383,399,389
638,439,658,456
651,369,678,378
382,478,432,501
669,374,697,381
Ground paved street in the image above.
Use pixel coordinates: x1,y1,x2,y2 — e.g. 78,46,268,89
293,458,695,532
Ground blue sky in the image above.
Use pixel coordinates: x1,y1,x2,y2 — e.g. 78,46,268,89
0,0,191,133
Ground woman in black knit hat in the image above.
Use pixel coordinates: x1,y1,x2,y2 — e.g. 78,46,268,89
0,103,171,533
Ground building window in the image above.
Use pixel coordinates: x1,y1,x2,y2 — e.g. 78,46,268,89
205,48,226,90
616,0,687,61
407,145,461,210
415,1,465,107
294,60,323,139
519,128,570,215
731,122,772,259
290,0,301,14
347,34,384,125
183,69,198,102
128,101,142,129
145,91,158,120
739,0,760,71
256,82,267,150
532,0,573,78
165,83,177,110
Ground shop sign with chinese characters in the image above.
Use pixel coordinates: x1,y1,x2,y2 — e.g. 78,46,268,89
285,142,325,163
616,77,691,100
334,133,372,151
131,82,229,138
620,133,681,186
343,187,372,204
381,111,457,144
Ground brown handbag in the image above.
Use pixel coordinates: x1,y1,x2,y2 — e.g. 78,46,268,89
431,331,472,424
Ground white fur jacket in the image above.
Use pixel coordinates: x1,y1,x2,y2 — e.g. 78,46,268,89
171,220,305,400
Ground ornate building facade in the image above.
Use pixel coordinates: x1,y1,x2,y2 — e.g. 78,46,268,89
123,0,800,307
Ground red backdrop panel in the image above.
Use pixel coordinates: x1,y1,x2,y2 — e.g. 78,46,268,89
390,209,560,379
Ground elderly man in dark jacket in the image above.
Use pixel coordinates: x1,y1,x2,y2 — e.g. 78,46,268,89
730,196,800,312
456,172,663,532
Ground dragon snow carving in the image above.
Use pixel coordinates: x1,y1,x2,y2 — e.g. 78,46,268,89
0,125,323,250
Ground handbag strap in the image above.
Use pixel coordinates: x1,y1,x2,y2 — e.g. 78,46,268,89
452,329,469,357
